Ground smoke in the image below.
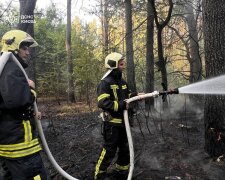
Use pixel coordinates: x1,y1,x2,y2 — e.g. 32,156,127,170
154,95,204,119
134,94,204,135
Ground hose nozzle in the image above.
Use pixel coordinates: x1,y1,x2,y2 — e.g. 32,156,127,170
159,88,179,101
159,88,179,95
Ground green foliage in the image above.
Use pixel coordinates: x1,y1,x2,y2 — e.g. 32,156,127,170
34,6,67,98
34,5,103,102
72,19,103,102
0,0,204,102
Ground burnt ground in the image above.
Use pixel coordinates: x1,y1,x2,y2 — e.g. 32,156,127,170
1,95,225,180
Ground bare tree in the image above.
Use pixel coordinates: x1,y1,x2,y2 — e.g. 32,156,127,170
18,0,37,81
103,0,109,56
184,1,202,83
151,0,173,91
124,0,136,92
203,0,225,157
145,0,155,109
66,0,75,103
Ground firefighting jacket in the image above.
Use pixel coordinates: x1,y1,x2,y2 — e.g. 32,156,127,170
97,72,137,125
0,55,42,158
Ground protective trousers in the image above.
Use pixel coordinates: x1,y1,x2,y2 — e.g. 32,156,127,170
1,153,47,180
95,122,129,179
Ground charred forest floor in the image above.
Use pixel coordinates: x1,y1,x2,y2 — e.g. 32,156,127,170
38,96,225,180
1,96,225,180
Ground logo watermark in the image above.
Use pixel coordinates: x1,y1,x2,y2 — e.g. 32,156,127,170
0,11,19,25
1,12,39,25
20,15,36,24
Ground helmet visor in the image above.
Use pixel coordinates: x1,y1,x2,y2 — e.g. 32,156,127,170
21,37,38,47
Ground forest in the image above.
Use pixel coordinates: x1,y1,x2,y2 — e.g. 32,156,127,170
0,0,225,180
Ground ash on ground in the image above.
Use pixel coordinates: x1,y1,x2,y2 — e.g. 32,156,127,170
1,96,225,180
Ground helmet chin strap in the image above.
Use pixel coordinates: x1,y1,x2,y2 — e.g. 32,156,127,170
9,49,19,54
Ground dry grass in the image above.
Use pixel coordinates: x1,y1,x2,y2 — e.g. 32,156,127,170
38,96,98,117
56,102,98,116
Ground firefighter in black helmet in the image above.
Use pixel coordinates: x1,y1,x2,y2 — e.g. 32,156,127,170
0,30,47,180
94,52,144,179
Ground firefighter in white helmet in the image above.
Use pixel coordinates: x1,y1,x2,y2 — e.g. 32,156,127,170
0,30,47,180
94,52,144,179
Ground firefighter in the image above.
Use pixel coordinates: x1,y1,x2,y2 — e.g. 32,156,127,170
0,30,47,180
94,52,144,179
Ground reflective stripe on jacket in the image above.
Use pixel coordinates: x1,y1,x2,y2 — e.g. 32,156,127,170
0,119,41,158
97,74,136,125
0,56,41,158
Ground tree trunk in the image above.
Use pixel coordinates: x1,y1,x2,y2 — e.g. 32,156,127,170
203,0,225,157
157,28,168,90
18,0,37,81
185,2,202,83
124,0,136,92
103,0,109,56
151,0,173,109
66,0,75,103
100,0,105,57
145,0,155,110
151,0,173,91
18,0,36,31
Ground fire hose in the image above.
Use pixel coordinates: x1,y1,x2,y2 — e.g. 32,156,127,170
124,91,159,180
0,52,79,180
124,89,179,180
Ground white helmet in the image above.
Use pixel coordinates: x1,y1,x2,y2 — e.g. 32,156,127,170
105,52,124,69
102,52,124,80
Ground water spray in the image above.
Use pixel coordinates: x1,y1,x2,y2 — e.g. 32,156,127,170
0,52,79,180
160,74,225,96
177,75,225,95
